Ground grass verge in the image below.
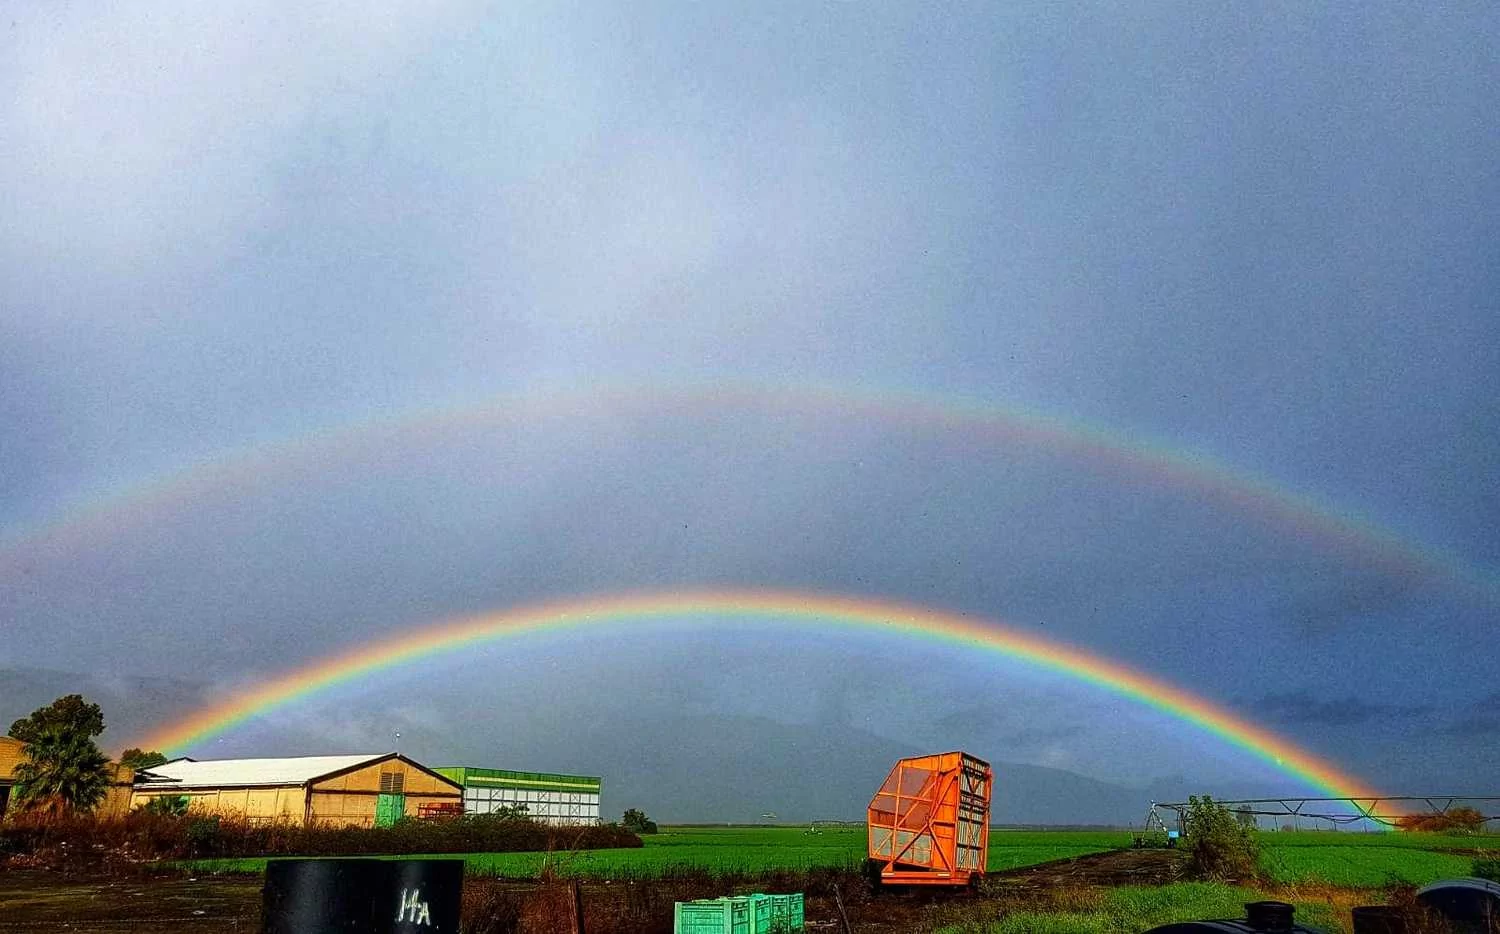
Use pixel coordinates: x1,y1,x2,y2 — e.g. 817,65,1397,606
933,882,1342,934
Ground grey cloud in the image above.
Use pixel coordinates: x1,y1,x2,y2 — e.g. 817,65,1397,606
1,2,1497,796
1440,693,1500,737
1283,572,1424,635
1244,690,1433,727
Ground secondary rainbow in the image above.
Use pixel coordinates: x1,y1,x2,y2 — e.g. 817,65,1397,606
6,381,1494,604
138,589,1381,799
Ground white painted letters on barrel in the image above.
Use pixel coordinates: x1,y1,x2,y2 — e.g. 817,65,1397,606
396,887,432,927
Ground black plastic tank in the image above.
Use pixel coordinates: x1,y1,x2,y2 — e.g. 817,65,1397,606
1144,900,1323,933
387,860,464,933
1416,877,1500,931
262,857,464,933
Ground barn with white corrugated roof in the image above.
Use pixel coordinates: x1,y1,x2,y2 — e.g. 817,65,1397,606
132,752,461,827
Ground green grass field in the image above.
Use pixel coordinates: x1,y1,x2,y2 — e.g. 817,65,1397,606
1258,830,1500,851
935,883,1344,934
179,826,1497,888
182,827,1128,878
1257,831,1496,887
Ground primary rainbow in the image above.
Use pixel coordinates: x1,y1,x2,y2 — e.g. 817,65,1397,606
137,589,1381,799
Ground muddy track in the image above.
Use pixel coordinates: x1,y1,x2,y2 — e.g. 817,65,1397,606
986,847,1187,888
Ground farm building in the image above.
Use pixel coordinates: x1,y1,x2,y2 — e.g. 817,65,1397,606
434,766,602,825
0,736,134,820
132,753,462,827
0,736,20,819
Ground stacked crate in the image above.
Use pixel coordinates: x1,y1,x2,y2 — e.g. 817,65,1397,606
759,893,805,932
673,893,804,933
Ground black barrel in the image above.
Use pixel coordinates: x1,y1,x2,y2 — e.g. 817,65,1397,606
388,860,464,933
1417,877,1500,928
1350,905,1410,934
1245,901,1295,932
262,858,464,934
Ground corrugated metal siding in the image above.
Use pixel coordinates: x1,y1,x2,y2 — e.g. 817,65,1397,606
0,737,24,782
136,754,385,789
133,785,307,820
437,766,601,793
438,765,602,825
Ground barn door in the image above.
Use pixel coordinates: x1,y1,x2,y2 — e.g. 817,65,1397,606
376,770,406,827
376,793,405,827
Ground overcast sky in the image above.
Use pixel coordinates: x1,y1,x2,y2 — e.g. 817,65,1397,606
2,2,1497,814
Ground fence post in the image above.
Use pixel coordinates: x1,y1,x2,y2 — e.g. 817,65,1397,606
570,879,586,934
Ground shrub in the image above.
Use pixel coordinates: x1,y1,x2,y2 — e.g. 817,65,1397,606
1182,795,1260,882
139,795,189,817
1474,858,1500,883
621,809,658,835
1397,807,1486,834
0,809,642,868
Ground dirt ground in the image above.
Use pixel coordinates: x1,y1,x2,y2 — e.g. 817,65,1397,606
987,847,1186,890
0,851,1188,933
0,871,261,932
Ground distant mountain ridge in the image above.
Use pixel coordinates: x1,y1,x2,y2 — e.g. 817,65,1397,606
0,669,1282,825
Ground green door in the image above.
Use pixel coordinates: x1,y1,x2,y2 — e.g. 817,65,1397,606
375,792,405,827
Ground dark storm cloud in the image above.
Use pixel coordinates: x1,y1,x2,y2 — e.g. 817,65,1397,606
1243,691,1433,727
1282,572,1425,635
935,705,1086,750
1440,693,1500,737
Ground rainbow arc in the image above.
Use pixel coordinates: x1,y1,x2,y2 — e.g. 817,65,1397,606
137,589,1381,799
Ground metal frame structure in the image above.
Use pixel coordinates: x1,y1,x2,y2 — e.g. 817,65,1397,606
1152,797,1500,830
867,751,992,886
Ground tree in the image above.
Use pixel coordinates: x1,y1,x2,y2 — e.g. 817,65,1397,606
621,808,658,834
1183,795,1260,881
1397,807,1486,834
8,695,113,816
9,694,104,744
120,748,169,770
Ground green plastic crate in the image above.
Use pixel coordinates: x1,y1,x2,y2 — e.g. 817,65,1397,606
675,893,804,934
674,897,753,934
747,895,773,931
759,893,804,933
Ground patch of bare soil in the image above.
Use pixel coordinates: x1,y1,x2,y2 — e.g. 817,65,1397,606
988,847,1188,889
0,870,261,932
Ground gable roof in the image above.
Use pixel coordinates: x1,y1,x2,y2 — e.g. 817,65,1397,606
134,753,392,789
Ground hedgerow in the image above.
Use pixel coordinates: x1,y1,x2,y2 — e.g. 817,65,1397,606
0,809,640,869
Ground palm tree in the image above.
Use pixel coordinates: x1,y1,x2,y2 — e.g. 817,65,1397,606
13,723,111,817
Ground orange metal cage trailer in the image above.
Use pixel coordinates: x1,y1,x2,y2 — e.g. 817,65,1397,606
867,751,992,886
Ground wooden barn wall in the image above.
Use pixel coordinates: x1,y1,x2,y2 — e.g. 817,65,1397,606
311,759,460,796
0,737,24,783
132,786,307,821
307,790,461,826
